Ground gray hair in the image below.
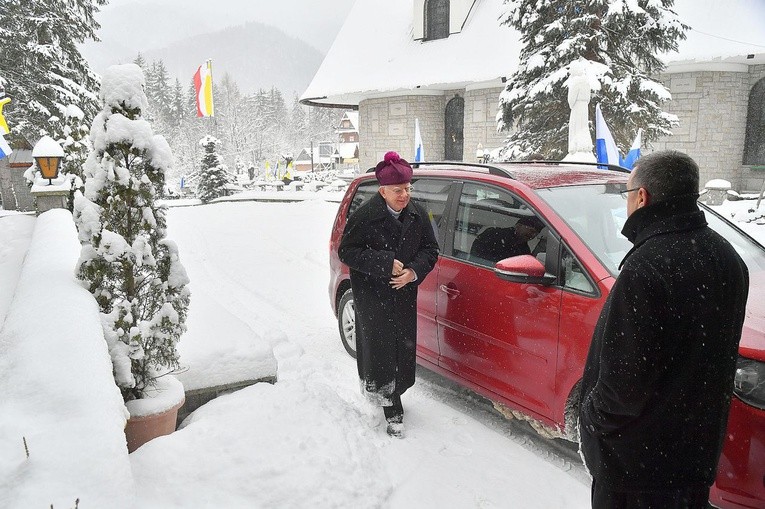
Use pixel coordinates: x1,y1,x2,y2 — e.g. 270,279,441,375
632,150,699,202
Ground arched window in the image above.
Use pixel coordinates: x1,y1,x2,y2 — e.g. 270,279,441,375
445,95,464,161
743,78,765,166
425,0,449,41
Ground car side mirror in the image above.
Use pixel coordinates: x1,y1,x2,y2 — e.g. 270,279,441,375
494,255,556,286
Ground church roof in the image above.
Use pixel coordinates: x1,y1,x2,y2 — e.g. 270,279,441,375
301,0,765,108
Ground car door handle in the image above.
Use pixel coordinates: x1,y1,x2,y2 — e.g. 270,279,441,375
439,284,461,299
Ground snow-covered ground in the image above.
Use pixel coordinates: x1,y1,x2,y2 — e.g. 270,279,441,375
0,195,762,508
133,199,591,508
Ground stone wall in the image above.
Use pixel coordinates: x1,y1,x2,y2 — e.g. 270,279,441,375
654,66,765,192
0,161,34,211
10,164,34,211
0,158,16,209
464,86,507,160
357,68,765,194
359,94,445,171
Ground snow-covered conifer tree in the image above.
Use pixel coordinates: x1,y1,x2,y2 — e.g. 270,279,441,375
497,0,688,159
55,104,91,210
74,64,190,402
194,135,234,203
0,0,105,139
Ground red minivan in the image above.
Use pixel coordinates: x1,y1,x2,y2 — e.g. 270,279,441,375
328,162,765,509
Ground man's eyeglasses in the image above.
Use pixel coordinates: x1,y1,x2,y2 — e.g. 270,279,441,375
619,187,641,199
389,185,414,195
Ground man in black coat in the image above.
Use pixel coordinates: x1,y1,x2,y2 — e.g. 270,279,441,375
579,150,749,508
339,151,439,438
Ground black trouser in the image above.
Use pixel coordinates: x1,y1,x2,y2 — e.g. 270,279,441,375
383,393,403,422
591,480,711,509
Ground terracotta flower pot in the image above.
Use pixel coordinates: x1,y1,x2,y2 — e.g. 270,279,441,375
125,396,185,453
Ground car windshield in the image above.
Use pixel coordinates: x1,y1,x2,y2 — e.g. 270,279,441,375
537,184,765,278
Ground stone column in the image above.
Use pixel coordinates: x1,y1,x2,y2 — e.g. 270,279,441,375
31,183,70,215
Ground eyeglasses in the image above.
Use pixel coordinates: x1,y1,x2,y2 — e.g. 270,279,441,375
389,185,414,195
619,187,641,199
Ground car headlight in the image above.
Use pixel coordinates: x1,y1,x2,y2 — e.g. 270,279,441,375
734,357,765,410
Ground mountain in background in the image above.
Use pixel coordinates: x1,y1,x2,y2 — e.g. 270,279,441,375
81,0,356,96
83,20,325,97
146,22,324,97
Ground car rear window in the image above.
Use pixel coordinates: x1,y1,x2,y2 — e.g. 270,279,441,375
345,178,450,248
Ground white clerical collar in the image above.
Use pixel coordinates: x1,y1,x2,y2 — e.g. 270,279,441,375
386,204,403,218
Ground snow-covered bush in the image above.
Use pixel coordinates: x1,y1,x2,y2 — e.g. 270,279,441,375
194,135,234,203
73,64,190,402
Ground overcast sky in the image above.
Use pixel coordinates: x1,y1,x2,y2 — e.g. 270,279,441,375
95,0,357,54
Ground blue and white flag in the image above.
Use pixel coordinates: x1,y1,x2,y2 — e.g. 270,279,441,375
595,104,620,167
414,118,424,163
0,134,12,160
622,129,641,170
595,104,641,170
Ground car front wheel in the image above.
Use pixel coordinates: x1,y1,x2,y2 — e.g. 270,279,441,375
337,289,357,358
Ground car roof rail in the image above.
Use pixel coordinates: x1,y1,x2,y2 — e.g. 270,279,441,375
367,161,515,179
366,160,629,180
499,160,631,174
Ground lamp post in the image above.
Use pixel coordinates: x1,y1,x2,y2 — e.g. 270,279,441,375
32,136,64,185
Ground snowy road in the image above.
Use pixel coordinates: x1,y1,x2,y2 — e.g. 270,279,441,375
130,200,590,508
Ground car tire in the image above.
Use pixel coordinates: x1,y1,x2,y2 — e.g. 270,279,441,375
337,289,357,358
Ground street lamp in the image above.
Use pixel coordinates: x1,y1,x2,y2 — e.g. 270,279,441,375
32,136,64,184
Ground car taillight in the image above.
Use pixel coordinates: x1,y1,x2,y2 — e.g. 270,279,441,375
734,356,765,410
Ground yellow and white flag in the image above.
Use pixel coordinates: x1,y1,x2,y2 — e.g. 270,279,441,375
0,97,10,135
193,60,214,117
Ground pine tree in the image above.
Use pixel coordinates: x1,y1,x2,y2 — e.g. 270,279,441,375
145,60,173,126
0,0,106,139
194,135,234,203
289,92,308,150
498,0,688,159
52,104,91,211
73,64,190,402
133,53,148,71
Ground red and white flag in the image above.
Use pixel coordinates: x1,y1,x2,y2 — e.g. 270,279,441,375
193,60,214,117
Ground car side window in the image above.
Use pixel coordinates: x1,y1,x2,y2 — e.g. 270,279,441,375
561,246,595,293
453,183,548,268
410,178,450,248
346,181,378,217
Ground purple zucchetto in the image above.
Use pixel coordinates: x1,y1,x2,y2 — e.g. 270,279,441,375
375,151,413,186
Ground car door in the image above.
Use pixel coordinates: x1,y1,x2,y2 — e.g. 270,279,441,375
436,182,562,418
409,177,451,365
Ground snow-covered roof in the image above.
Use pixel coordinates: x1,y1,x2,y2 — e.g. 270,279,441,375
301,0,520,107
301,0,765,108
339,111,359,130
664,0,765,71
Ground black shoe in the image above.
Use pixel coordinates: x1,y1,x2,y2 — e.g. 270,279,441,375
386,420,405,438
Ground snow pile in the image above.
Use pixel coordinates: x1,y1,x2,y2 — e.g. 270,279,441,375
0,210,133,508
0,214,35,326
98,63,148,113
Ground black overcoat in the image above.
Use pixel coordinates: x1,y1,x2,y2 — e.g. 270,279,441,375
339,192,439,405
579,196,749,490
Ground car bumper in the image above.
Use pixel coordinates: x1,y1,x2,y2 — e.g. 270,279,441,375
710,397,765,508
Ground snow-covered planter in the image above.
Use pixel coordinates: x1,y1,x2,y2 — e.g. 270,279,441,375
73,64,190,409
